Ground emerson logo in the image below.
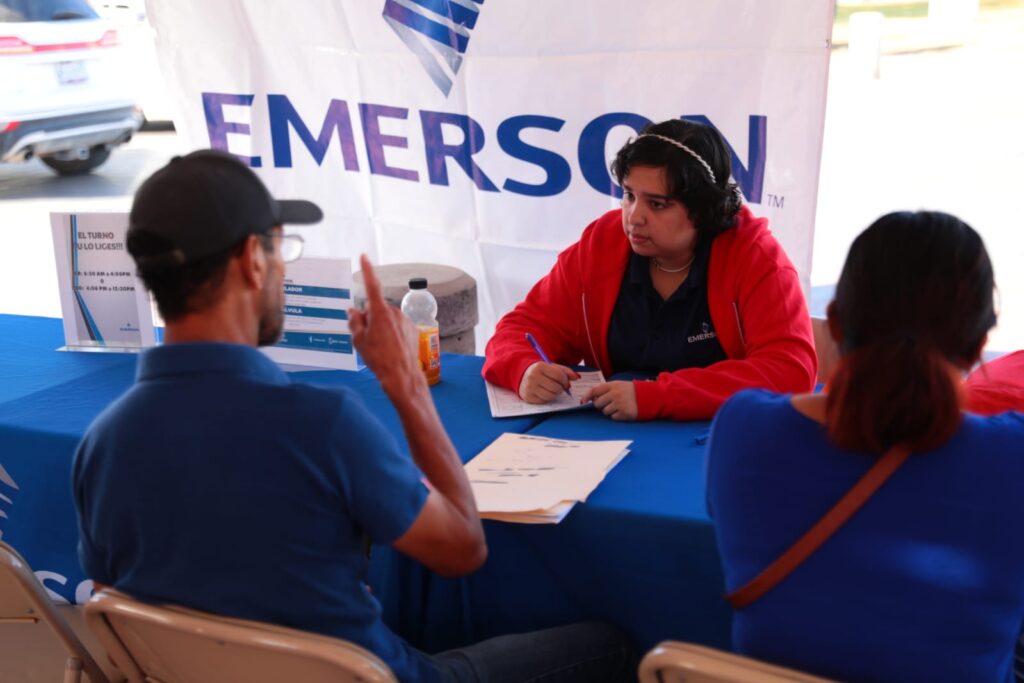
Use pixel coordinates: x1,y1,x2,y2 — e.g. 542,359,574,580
688,322,717,344
382,0,484,97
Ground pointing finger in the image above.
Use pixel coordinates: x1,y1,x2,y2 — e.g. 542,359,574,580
360,254,385,310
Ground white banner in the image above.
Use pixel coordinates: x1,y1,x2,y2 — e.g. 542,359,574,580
146,0,833,348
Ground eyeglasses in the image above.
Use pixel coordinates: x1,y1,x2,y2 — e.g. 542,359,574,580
277,234,305,263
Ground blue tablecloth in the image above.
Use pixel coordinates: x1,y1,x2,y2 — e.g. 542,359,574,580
377,410,729,653
0,314,730,650
0,315,137,404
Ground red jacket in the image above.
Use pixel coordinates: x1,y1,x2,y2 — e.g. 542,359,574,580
482,207,817,420
965,350,1024,415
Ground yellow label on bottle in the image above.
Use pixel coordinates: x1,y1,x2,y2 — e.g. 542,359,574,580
417,325,441,385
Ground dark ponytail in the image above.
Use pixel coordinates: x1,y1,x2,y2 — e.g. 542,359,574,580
824,212,995,453
826,337,963,452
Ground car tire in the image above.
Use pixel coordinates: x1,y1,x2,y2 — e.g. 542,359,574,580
40,146,112,176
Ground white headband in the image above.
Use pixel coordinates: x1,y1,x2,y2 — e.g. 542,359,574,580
634,133,716,184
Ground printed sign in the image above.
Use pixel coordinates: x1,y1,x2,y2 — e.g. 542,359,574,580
50,212,155,351
263,257,358,370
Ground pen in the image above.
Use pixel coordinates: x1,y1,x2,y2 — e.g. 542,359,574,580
525,332,573,398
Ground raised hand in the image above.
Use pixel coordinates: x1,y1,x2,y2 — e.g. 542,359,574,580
348,254,420,393
349,255,487,577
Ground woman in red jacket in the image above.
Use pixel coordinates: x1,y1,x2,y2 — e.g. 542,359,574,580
482,119,816,421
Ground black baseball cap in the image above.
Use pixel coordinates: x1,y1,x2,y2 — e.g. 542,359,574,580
127,149,323,269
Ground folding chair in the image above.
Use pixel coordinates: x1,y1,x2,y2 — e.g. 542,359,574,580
84,589,397,683
0,541,110,683
638,641,836,683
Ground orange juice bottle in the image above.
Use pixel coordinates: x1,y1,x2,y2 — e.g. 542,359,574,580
400,277,441,385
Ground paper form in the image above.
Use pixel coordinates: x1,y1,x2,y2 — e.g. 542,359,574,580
466,433,631,517
485,370,606,418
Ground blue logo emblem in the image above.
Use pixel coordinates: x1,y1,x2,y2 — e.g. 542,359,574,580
0,463,19,539
382,0,484,96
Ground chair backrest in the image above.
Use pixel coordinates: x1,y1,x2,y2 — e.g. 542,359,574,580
638,641,837,683
0,541,110,683
84,589,398,683
810,316,840,386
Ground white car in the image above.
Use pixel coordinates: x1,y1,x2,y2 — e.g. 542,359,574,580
0,0,142,175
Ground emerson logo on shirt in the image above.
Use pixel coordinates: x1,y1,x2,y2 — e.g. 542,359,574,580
688,322,717,344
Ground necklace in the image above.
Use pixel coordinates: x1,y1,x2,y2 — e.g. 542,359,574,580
651,255,695,274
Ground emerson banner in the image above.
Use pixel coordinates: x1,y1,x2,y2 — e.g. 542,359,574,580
147,0,834,345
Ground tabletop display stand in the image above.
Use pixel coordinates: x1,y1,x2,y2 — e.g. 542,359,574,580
49,212,156,354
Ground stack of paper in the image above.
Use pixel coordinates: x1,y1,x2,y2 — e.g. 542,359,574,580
466,433,631,524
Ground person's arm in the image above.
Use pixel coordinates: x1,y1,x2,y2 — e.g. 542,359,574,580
964,350,1024,415
633,238,817,421
348,255,485,577
482,240,587,402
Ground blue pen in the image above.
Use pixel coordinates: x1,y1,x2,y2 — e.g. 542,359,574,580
525,332,573,398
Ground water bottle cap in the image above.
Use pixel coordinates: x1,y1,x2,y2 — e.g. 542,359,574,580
408,277,428,290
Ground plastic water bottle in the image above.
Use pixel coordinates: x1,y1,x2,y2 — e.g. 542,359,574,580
401,277,441,385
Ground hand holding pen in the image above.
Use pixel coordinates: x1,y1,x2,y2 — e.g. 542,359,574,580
518,333,580,404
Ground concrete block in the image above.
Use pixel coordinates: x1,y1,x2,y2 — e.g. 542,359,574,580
354,263,479,354
440,329,475,355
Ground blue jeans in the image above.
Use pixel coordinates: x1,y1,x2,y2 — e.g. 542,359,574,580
427,621,637,683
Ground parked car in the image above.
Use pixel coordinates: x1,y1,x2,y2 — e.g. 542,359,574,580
0,0,142,175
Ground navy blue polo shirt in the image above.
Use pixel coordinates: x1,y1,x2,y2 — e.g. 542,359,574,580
72,343,436,682
608,238,727,375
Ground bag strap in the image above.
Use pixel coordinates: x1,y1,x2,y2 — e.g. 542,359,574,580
725,445,911,609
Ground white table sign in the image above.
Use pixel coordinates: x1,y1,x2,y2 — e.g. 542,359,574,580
50,212,156,352
263,257,358,371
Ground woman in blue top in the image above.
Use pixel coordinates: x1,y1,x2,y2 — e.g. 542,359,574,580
707,211,1024,682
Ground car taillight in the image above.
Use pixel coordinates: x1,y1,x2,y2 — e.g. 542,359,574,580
1,121,20,133
0,36,32,55
0,30,120,54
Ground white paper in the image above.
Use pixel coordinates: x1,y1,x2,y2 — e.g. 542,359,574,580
50,212,155,351
482,501,576,525
485,370,606,418
262,257,358,371
467,433,631,517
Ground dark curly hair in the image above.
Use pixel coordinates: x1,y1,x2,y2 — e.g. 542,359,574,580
611,119,742,239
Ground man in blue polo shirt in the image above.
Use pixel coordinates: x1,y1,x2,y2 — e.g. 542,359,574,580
71,150,635,683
